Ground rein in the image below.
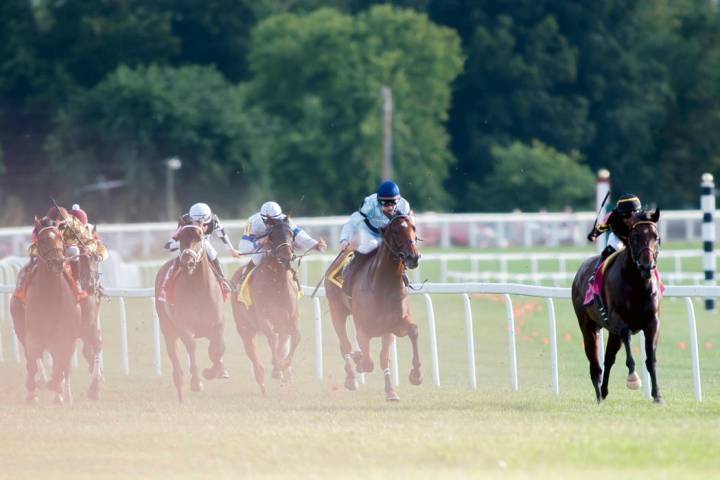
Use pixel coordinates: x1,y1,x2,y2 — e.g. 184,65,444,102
628,220,660,272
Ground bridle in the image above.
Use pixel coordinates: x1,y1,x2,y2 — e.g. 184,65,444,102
628,220,660,273
265,221,295,268
381,215,417,266
178,224,205,272
36,225,66,273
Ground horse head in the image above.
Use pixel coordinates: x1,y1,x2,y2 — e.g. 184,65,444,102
177,224,205,274
628,209,661,279
34,216,66,274
382,214,421,269
266,217,295,270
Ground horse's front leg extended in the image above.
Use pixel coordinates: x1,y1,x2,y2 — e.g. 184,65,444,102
622,328,641,391
601,333,622,400
381,334,399,401
407,323,423,386
644,318,663,404
355,327,373,374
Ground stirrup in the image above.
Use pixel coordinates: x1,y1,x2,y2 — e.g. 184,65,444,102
593,294,610,329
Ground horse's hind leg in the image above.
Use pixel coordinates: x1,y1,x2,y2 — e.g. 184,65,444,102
355,328,373,374
280,323,301,382
50,342,74,406
380,334,399,401
644,318,664,404
240,333,266,395
329,305,358,390
407,323,423,386
80,314,103,401
621,329,641,391
601,333,622,400
579,317,602,403
203,324,229,380
164,333,184,403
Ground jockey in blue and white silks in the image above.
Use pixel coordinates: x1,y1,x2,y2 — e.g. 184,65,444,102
238,201,327,270
339,180,411,295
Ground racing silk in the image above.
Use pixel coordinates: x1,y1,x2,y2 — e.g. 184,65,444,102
241,213,318,252
340,193,411,243
592,210,632,242
28,215,103,258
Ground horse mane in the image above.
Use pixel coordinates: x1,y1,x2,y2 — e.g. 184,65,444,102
635,209,657,222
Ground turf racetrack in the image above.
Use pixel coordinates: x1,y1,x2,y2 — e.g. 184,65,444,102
2,284,720,478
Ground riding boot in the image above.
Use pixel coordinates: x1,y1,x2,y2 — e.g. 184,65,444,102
599,245,616,262
342,252,365,297
240,260,255,284
210,258,232,294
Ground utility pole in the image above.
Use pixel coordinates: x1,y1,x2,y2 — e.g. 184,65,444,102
382,86,393,180
165,157,182,221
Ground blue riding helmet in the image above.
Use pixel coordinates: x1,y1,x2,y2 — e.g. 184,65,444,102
377,180,400,200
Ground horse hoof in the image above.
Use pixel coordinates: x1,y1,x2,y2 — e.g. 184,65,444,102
190,379,204,392
54,394,65,406
626,372,642,390
202,368,214,380
26,394,39,404
409,370,423,386
271,368,281,380
653,397,665,405
217,368,230,379
87,387,100,402
344,377,359,391
385,391,400,402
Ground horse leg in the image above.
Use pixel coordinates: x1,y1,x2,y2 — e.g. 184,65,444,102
600,333,622,400
181,335,203,393
381,334,399,401
203,324,229,380
80,320,103,401
355,328,373,374
164,333,184,403
621,329,641,391
240,333,266,396
644,319,664,404
23,342,40,404
329,305,357,390
579,318,602,403
260,328,280,380
280,324,301,383
50,342,74,406
275,331,291,383
406,323,423,386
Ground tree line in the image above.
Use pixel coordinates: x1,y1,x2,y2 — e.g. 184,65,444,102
1,0,718,223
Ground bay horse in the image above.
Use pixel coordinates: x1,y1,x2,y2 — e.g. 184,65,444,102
230,217,300,395
324,214,421,401
571,209,663,404
10,217,82,404
154,224,228,402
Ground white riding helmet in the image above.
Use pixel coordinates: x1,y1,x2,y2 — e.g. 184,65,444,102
189,202,212,223
260,201,283,220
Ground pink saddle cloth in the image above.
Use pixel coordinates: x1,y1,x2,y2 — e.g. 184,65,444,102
583,259,665,305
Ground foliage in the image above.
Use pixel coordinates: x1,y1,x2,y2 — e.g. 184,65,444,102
477,141,594,212
247,6,463,214
45,65,271,221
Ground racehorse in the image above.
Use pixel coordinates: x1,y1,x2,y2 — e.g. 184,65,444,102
154,224,228,402
10,217,82,404
230,217,300,395
571,209,663,404
324,214,421,401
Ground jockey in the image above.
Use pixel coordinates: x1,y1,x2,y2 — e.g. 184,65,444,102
68,204,109,261
237,201,327,279
164,202,241,291
339,180,411,295
16,204,102,300
587,193,642,262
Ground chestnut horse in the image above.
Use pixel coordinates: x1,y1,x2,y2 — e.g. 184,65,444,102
324,214,421,401
10,218,82,404
571,209,663,404
230,218,300,394
154,224,227,402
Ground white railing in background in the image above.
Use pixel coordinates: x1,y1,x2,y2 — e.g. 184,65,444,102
0,282,711,402
0,209,711,257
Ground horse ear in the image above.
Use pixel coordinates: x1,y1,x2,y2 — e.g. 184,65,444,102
34,216,42,229
651,208,660,223
92,224,97,234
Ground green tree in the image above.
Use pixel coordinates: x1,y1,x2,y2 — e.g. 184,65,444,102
478,140,594,212
45,65,272,221
248,6,462,213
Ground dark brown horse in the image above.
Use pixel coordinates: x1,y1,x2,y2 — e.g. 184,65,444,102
325,214,421,401
572,209,663,404
10,218,82,404
230,218,300,394
154,224,227,402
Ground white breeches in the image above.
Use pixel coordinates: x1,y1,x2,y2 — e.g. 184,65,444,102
204,239,218,261
607,232,624,252
239,238,265,265
356,224,381,254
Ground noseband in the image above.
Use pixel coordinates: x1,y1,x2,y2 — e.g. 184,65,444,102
36,225,66,272
629,221,660,272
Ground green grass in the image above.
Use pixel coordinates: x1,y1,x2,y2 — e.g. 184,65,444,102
2,289,720,479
